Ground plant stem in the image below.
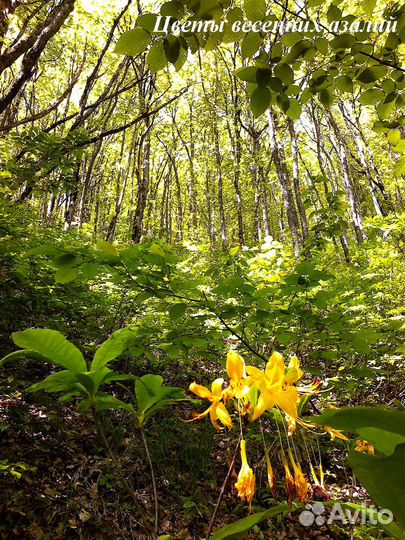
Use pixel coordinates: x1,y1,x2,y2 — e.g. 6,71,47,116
206,435,242,540
93,410,153,535
141,427,159,536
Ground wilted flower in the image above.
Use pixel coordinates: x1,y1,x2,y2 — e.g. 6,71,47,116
235,439,256,511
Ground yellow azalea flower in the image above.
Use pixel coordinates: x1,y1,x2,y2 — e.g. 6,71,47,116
188,378,233,430
324,426,349,441
355,440,375,455
288,449,310,502
246,352,301,421
226,350,251,399
235,439,256,512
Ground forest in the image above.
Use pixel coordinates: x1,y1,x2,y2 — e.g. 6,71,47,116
0,0,405,539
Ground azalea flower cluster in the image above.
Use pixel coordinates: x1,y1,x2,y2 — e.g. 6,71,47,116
188,350,348,511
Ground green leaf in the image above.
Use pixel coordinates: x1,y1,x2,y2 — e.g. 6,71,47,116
330,34,356,50
160,1,184,18
28,370,77,393
135,374,184,419
241,31,262,59
11,329,86,373
250,86,271,118
55,265,79,283
388,129,402,145
244,0,266,22
335,75,353,93
0,349,48,368
308,406,405,455
319,88,333,108
358,66,388,84
348,444,405,530
286,98,302,120
234,66,258,83
95,394,135,414
274,63,294,86
147,41,168,73
394,156,405,176
136,14,159,33
212,502,290,540
169,303,187,320
114,28,152,56
164,36,181,64
358,88,385,105
362,0,376,16
91,328,138,370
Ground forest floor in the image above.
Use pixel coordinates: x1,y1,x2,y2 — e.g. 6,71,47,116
0,364,374,540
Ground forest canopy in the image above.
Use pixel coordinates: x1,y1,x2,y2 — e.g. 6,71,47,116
0,0,404,539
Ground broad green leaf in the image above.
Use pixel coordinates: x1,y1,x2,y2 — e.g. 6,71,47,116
135,374,184,418
358,66,388,84
95,394,135,414
388,129,402,145
115,28,152,56
308,406,405,455
136,13,159,33
91,328,137,370
75,373,96,395
147,41,168,73
164,36,181,64
244,0,266,22
348,444,405,529
0,349,48,367
362,0,376,16
28,370,77,393
358,88,384,105
274,63,294,86
241,31,262,59
212,502,290,540
55,265,78,283
11,329,86,373
169,303,187,320
96,240,118,256
234,66,258,83
327,4,342,22
251,86,271,118
319,88,333,108
335,75,353,93
394,156,405,176
160,1,184,18
330,34,356,50
286,98,302,120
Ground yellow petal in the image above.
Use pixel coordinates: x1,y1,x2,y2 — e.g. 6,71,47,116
235,440,256,511
325,426,349,441
209,405,222,430
246,365,264,381
274,386,299,419
185,404,213,422
265,351,286,385
215,401,234,429
189,382,213,400
252,390,275,421
211,377,224,397
227,351,246,380
285,355,303,384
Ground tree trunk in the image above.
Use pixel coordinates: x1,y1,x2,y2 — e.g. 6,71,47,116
267,107,302,257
